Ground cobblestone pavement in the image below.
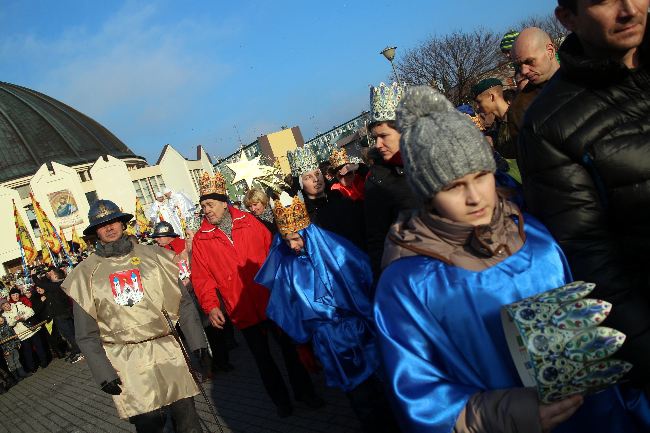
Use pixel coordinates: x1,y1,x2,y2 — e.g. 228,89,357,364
0,333,362,433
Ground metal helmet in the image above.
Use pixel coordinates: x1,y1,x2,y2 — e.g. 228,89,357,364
83,200,133,236
150,221,180,238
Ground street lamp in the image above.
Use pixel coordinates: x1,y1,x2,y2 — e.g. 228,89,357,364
380,46,402,85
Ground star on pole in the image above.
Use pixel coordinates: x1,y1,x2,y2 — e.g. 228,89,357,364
227,151,266,190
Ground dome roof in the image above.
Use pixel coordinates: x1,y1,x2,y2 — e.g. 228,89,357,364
0,81,141,183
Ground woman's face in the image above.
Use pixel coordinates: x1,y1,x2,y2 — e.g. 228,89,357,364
301,169,325,198
10,293,19,302
2,302,11,312
431,171,497,226
371,122,401,161
249,201,265,216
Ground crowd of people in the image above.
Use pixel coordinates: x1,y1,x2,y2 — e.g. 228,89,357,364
2,1,650,432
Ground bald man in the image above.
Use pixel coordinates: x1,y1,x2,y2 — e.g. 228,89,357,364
508,27,560,147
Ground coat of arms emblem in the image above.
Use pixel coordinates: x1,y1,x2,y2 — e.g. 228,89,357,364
178,259,191,280
110,269,145,307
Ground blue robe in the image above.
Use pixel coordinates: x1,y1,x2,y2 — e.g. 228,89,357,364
255,224,379,392
374,214,650,433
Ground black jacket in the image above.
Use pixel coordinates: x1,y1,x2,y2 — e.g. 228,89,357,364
517,31,650,387
305,190,366,251
364,161,419,278
32,275,72,319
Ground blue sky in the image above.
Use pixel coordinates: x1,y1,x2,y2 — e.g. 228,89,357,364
0,0,555,164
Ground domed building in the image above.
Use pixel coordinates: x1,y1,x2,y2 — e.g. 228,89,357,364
0,82,214,275
0,81,147,186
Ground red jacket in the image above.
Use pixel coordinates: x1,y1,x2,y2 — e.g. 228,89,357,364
163,237,186,254
190,206,272,329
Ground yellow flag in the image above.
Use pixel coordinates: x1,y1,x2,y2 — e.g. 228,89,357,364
125,223,136,236
59,226,71,254
12,200,38,265
30,193,62,254
71,226,87,252
135,197,150,233
40,237,53,265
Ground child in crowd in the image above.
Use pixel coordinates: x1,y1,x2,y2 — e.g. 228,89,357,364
256,193,400,433
0,300,31,380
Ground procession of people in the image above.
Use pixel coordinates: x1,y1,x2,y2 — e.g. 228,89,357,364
2,1,650,432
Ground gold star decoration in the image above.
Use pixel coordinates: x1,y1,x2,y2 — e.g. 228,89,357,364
227,151,266,189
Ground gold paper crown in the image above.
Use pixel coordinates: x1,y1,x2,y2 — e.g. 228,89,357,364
273,193,310,236
329,147,350,169
199,172,227,197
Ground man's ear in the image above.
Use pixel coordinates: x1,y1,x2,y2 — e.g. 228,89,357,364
555,6,576,33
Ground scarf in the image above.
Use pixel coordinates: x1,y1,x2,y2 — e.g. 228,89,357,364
95,235,135,258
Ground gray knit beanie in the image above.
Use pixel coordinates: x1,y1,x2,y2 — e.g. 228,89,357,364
396,86,496,199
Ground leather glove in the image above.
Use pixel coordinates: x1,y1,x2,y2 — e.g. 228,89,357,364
100,378,123,395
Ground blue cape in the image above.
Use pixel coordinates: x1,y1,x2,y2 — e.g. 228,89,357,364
255,224,378,391
374,214,650,433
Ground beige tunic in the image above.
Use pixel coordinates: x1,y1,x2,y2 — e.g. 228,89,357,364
62,244,198,418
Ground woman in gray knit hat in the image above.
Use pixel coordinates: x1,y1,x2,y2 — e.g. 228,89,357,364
372,87,648,433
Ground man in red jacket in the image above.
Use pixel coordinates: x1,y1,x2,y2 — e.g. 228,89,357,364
190,172,323,417
150,221,186,254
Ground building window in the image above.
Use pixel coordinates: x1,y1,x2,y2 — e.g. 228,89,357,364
140,179,153,204
15,185,31,200
133,181,144,203
154,175,166,193
25,205,41,238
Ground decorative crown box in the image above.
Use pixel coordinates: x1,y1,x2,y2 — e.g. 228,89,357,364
501,281,632,403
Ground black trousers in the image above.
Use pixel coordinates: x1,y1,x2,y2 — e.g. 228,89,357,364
205,324,230,368
53,316,81,354
20,332,47,371
241,321,315,408
129,397,202,433
346,375,402,433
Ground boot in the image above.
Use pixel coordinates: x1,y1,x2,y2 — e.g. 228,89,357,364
5,373,18,387
17,367,32,379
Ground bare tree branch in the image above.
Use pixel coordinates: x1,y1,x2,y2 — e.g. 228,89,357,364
394,28,502,105
516,13,568,47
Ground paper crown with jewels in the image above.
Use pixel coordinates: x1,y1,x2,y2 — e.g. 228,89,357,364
329,147,350,169
199,172,228,200
272,192,311,236
369,81,404,124
501,281,633,404
287,146,319,178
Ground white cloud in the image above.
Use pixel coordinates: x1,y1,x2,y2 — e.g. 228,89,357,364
1,2,233,139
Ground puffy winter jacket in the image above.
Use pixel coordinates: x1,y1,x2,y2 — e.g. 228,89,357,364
190,206,272,329
2,301,39,340
364,159,419,278
517,30,650,387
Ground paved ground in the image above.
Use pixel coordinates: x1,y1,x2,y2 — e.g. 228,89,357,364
0,333,362,433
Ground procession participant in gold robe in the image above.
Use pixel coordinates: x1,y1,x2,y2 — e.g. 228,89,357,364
62,199,208,433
